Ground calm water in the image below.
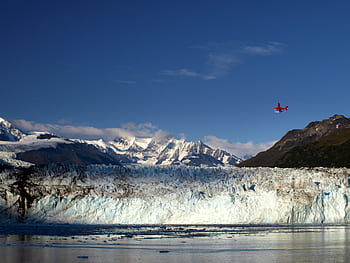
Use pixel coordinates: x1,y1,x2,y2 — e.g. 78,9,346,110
0,224,349,263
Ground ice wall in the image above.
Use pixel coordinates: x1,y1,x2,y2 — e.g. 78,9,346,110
0,165,350,224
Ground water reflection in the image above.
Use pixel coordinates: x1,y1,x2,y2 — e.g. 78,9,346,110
0,225,349,263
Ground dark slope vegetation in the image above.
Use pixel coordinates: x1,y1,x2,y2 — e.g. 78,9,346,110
275,127,350,167
239,114,350,168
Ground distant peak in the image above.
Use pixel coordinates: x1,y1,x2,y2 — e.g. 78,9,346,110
330,114,347,120
306,114,349,129
0,117,11,125
0,117,24,141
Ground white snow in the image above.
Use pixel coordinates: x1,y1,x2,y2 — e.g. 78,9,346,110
134,137,152,149
0,151,33,167
106,136,241,166
0,117,24,141
82,138,108,152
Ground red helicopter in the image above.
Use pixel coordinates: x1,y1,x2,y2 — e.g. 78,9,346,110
274,102,288,113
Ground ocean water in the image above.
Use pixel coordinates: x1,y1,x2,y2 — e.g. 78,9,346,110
0,224,349,263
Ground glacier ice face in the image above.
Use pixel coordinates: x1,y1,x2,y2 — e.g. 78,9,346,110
0,165,349,224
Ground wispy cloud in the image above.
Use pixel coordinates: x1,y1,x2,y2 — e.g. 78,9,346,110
207,53,241,77
12,120,173,141
121,122,157,130
206,41,285,77
161,68,216,80
242,42,285,56
204,135,276,158
163,41,286,80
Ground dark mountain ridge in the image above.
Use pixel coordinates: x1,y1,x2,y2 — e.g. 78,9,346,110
275,127,350,167
16,143,121,166
239,114,350,167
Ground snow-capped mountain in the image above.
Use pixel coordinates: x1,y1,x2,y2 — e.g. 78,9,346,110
0,117,242,167
106,136,242,166
0,117,24,141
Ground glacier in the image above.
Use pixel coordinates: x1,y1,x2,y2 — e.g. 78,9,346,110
0,165,349,224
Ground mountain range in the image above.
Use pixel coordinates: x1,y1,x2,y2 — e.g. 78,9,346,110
3,114,349,168
0,117,242,167
239,114,350,167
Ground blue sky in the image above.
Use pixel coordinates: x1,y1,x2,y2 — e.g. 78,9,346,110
2,0,350,156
